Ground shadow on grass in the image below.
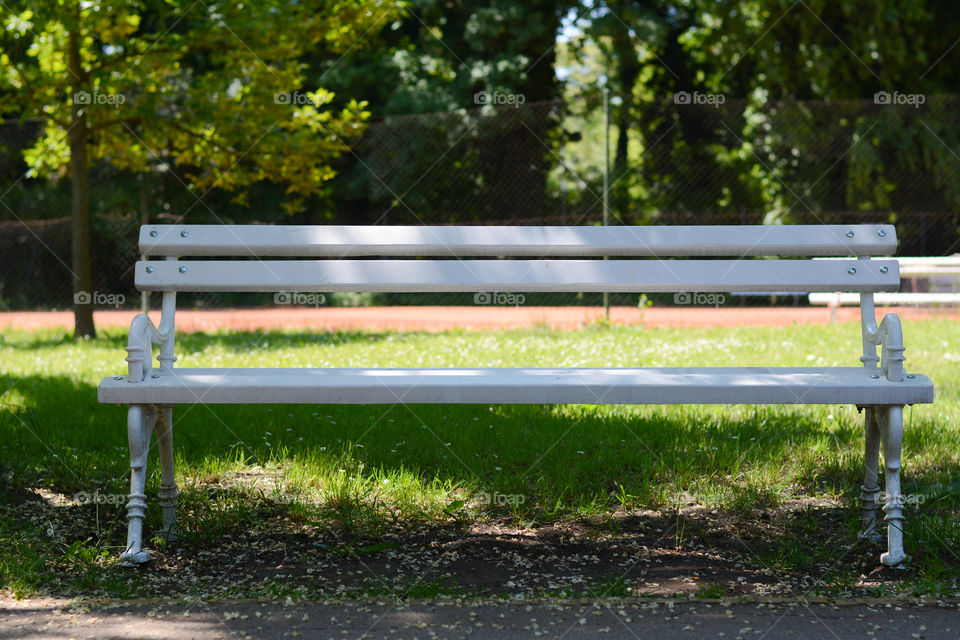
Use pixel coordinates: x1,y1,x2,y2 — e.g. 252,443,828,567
0,371,951,507
1,328,403,352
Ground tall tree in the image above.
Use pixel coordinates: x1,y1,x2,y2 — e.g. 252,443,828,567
0,0,399,336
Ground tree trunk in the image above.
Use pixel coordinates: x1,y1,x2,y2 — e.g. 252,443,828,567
68,26,95,338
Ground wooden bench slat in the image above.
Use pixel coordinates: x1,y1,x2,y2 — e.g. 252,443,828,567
98,367,934,406
135,258,900,293
140,224,898,257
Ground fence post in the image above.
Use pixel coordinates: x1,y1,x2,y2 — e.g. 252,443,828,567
602,88,610,322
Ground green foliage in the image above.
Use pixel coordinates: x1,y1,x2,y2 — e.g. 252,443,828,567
696,582,726,598
313,0,577,224
554,0,960,227
5,1,960,233
0,0,403,210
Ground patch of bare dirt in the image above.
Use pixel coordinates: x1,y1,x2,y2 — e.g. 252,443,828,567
88,500,895,602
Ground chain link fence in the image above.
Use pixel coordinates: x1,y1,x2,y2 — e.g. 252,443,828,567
1,93,958,311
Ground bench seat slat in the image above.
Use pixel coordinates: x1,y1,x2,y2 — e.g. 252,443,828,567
98,367,933,406
140,224,897,257
136,259,899,293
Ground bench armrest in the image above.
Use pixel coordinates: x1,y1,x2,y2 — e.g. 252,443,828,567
859,293,905,382
125,291,177,383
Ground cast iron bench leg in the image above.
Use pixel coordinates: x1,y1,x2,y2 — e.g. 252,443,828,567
120,404,155,565
859,406,883,542
154,406,180,542
880,405,908,567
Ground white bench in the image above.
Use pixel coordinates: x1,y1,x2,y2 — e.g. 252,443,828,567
98,224,934,568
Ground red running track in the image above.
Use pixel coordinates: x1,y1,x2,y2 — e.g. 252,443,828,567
1,306,957,333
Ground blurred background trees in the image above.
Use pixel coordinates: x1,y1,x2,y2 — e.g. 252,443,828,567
2,0,960,328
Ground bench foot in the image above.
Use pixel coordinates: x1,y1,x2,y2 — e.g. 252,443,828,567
880,550,908,568
118,549,151,566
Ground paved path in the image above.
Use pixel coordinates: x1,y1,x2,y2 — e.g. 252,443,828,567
2,598,957,639
2,306,957,333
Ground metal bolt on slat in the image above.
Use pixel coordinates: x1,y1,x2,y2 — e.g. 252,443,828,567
145,266,155,273
877,229,887,237
846,230,855,237
871,374,880,379
149,230,158,237
880,266,889,273
848,267,857,275
178,266,187,273
180,230,189,238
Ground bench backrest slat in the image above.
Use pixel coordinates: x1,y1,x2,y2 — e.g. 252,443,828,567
136,258,900,293
140,224,897,257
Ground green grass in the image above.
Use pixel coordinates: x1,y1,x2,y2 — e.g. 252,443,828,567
696,582,727,598
1,318,959,598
